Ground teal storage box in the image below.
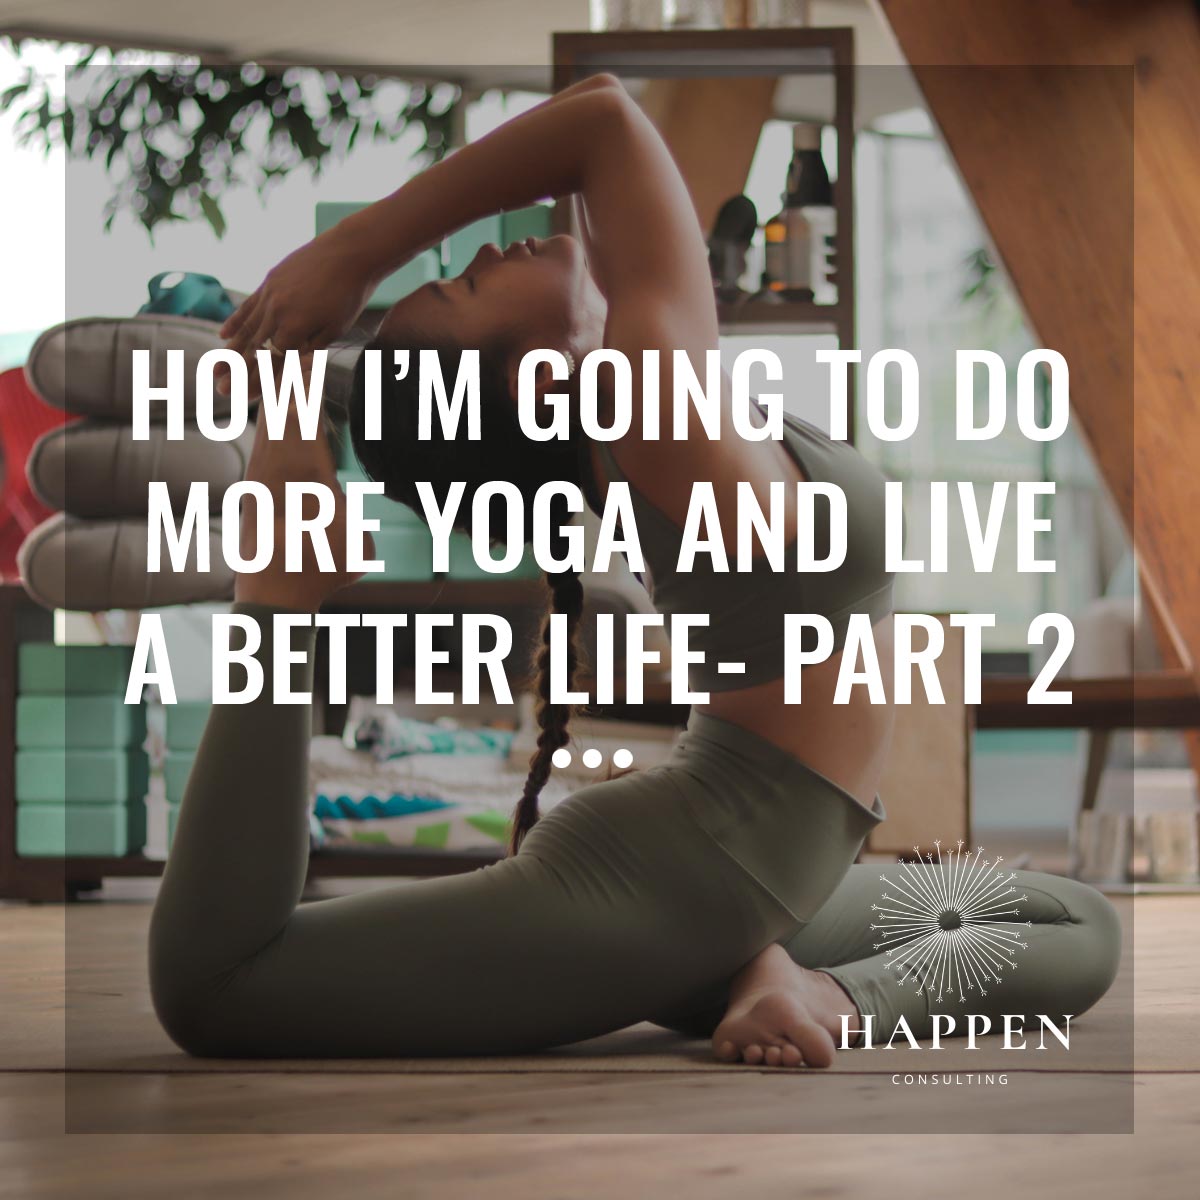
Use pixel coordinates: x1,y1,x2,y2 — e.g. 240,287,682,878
16,749,148,804
163,702,211,752
17,801,147,857
373,526,435,582
502,204,553,245
445,533,542,581
163,753,195,805
316,202,440,306
16,696,146,750
18,644,135,696
444,214,503,277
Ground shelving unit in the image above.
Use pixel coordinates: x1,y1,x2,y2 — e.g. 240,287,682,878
0,580,524,900
0,565,688,902
553,26,857,434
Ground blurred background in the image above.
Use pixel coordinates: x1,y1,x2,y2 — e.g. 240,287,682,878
0,1,1179,875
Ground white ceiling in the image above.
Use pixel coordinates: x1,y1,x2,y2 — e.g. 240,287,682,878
0,0,586,68
0,0,917,120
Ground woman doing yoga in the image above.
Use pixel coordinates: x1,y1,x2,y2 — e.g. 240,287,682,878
150,76,1121,1066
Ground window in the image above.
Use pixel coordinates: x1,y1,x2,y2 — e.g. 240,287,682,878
854,120,1122,652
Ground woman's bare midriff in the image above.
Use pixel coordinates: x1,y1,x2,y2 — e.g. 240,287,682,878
698,614,896,808
587,439,895,808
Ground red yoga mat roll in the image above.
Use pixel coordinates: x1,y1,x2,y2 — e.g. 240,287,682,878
0,366,75,580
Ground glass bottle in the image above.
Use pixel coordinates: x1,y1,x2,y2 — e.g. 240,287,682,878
762,122,836,303
591,1,661,30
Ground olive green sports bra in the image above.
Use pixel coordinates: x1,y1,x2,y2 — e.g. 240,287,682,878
580,411,894,692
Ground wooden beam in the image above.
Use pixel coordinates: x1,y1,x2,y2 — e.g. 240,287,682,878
878,0,1200,692
639,76,779,235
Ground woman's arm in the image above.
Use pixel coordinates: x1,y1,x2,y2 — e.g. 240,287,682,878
222,76,715,360
344,76,714,318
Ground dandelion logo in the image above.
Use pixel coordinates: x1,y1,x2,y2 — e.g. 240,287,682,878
871,839,1032,1002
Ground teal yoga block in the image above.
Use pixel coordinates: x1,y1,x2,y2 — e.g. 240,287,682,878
369,249,439,307
502,204,553,245
19,643,135,696
338,461,371,486
16,695,146,750
373,526,435,582
163,702,211,752
445,533,541,581
444,214,504,278
337,469,424,529
316,203,440,306
163,753,195,805
17,801,147,857
16,749,149,805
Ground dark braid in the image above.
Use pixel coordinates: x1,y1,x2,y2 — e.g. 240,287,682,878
509,568,585,855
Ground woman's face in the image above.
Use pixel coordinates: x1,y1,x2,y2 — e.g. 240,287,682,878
376,234,603,358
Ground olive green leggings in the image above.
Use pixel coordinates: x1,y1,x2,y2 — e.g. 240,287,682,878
149,605,1121,1058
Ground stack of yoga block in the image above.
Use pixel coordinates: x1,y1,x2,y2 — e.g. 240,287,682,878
15,644,148,857
162,701,210,850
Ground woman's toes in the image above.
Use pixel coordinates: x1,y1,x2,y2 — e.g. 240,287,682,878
791,1020,836,1069
764,1045,783,1067
742,1043,765,1065
715,1040,738,1062
780,1042,803,1068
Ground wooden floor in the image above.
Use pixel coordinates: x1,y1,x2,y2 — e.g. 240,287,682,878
1,887,1197,1198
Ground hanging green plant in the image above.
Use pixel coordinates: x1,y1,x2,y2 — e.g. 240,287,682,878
962,245,1000,310
0,39,461,237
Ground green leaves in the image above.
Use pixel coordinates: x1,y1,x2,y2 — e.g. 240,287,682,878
0,39,461,237
962,245,999,309
198,192,225,238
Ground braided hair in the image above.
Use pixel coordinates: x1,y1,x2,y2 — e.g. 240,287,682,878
348,335,586,856
509,567,584,852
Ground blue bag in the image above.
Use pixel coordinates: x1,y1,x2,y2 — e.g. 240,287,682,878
138,272,235,323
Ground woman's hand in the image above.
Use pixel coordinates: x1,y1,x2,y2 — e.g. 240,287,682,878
220,226,381,363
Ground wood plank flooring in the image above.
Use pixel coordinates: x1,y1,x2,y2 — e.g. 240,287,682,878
1,891,1196,1197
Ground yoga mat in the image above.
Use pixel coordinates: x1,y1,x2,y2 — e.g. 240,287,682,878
5,895,1156,1077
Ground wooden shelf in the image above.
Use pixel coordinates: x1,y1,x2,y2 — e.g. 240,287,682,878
976,671,1200,731
553,28,850,78
0,846,507,902
717,297,842,335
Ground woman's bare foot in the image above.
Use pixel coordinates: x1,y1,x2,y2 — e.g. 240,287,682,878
711,943,861,1069
236,359,371,611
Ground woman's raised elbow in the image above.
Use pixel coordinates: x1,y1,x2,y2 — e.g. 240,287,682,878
588,72,626,96
584,75,638,122
584,79,643,150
